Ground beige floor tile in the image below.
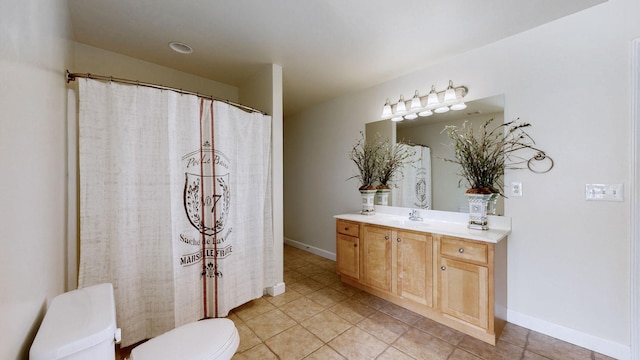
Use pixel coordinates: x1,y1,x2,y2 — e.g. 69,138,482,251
243,308,297,341
329,282,361,297
356,311,409,344
458,336,525,360
303,345,346,360
594,352,617,360
393,327,455,360
329,298,376,324
352,291,388,309
306,287,348,307
294,264,325,277
232,343,278,359
448,348,484,360
232,297,276,321
378,301,423,325
526,331,592,360
523,349,552,359
287,277,325,295
301,310,353,342
264,325,323,360
309,271,342,286
499,322,529,348
284,269,308,284
376,346,416,360
414,316,465,345
233,320,262,353
280,296,326,322
264,288,303,307
328,326,389,360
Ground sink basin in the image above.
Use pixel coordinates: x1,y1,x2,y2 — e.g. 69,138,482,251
382,218,429,229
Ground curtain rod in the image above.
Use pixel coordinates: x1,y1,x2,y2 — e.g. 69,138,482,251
65,70,269,116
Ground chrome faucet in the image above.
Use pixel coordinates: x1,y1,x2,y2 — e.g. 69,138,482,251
409,209,423,221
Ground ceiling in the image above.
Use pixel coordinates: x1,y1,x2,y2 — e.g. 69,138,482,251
67,0,605,117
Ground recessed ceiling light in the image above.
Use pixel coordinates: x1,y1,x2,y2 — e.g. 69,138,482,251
168,41,193,54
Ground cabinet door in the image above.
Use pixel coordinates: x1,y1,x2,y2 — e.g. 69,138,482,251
439,257,489,329
336,234,359,279
396,231,433,307
361,225,392,292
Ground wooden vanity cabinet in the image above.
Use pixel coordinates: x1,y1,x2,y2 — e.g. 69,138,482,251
335,219,507,346
335,220,360,279
361,225,392,292
395,230,433,308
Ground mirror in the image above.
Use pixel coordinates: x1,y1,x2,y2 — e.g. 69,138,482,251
365,95,505,214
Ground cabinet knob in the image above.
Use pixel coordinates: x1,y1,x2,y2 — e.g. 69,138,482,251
354,243,357,247
397,238,401,242
385,235,389,240
441,266,446,271
344,227,349,231
458,248,464,253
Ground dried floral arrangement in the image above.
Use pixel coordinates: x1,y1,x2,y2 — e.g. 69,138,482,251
442,118,542,196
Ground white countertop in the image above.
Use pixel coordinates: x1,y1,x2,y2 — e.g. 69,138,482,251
334,206,511,243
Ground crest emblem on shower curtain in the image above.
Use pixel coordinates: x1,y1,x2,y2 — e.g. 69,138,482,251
184,171,230,236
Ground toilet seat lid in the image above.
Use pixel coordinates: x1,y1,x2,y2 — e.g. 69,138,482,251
130,318,238,360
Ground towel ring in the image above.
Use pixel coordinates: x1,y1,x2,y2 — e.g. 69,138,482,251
527,151,554,174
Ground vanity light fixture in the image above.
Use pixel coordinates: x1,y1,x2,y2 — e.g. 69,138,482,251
380,80,468,121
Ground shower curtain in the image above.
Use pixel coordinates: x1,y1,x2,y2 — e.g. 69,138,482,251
392,144,432,209
77,78,273,346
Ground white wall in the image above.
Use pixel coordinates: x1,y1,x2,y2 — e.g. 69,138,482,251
0,1,74,359
73,43,239,102
284,0,639,358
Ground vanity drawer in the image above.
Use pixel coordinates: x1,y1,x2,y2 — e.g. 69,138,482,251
440,236,488,264
337,220,360,237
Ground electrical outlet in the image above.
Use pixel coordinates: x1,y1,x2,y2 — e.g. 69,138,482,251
585,184,624,201
511,182,523,197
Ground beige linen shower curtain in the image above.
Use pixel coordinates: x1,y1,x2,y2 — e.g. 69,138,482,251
77,78,273,346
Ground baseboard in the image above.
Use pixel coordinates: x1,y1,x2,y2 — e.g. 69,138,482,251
507,309,630,360
284,237,336,261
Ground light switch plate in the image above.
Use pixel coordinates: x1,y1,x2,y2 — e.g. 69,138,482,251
585,184,624,201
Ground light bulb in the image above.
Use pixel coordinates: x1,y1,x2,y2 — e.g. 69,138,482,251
381,99,392,117
443,80,457,103
426,86,439,107
418,109,433,117
404,113,418,120
395,95,406,113
410,91,422,110
434,106,450,113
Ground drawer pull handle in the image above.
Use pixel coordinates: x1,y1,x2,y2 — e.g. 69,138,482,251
458,248,464,253
354,243,357,247
397,238,401,242
385,235,389,240
441,266,446,271
344,227,349,231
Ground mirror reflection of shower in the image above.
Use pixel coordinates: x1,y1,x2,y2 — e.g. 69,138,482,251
366,94,505,214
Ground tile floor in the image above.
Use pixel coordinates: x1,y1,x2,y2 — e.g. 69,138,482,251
118,244,616,360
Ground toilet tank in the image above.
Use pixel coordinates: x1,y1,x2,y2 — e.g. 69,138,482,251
30,283,121,360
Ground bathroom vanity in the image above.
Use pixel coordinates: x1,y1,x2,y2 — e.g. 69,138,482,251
334,207,510,345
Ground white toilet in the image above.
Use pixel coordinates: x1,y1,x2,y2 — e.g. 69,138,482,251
29,283,239,360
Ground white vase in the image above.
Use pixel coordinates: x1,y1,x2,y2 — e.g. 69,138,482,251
360,189,377,215
375,188,391,206
466,193,493,230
